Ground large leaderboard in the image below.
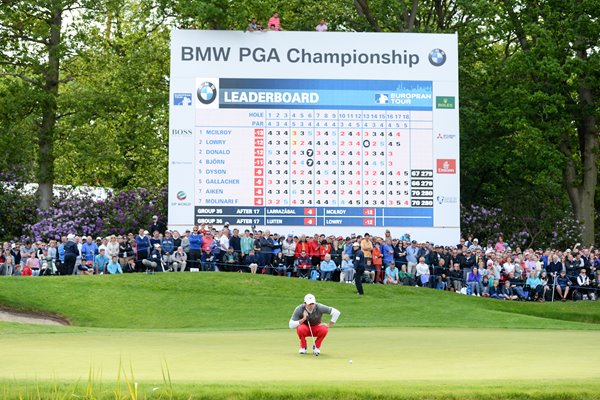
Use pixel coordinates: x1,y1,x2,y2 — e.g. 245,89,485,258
169,30,459,243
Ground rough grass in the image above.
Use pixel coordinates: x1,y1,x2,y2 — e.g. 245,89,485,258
0,273,599,330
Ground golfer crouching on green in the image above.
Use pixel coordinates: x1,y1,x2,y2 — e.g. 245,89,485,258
288,293,341,356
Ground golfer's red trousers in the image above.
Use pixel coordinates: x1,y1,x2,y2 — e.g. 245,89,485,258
296,323,328,348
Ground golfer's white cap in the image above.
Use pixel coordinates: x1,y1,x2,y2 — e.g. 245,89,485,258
67,234,75,241
304,293,316,304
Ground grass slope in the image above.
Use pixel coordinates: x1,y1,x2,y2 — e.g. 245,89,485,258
0,273,599,330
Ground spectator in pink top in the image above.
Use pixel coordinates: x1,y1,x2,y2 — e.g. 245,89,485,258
268,12,281,30
495,235,506,252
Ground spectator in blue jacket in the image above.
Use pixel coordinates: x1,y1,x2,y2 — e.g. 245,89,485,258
93,248,110,274
135,229,151,271
81,236,99,266
188,226,203,269
382,238,395,268
107,255,123,274
161,230,175,269
320,253,337,281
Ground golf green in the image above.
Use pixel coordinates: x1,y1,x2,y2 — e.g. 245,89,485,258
2,327,598,382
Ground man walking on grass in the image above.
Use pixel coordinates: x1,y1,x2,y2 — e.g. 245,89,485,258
288,293,340,356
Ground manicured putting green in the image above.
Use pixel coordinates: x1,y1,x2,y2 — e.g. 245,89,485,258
2,327,598,382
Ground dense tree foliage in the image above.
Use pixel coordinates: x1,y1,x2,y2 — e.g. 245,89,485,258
0,0,598,245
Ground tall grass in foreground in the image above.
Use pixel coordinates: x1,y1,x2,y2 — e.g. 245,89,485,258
2,372,600,400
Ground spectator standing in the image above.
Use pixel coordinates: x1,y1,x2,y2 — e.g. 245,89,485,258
106,235,119,260
315,19,328,32
353,242,366,295
63,234,78,275
268,12,282,30
188,226,203,270
406,240,419,276
340,253,354,283
240,229,254,260
135,229,151,272
282,234,296,269
230,228,241,257
247,17,258,31
372,239,383,283
20,240,35,267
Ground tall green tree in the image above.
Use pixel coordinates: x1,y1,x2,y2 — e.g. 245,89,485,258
0,0,87,209
459,1,599,244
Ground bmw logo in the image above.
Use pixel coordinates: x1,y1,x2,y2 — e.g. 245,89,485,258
428,49,446,67
197,82,217,104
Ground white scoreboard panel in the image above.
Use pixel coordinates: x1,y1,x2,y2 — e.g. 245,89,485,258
168,30,459,244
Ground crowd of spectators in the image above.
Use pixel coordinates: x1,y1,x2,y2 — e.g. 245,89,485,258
1,220,599,302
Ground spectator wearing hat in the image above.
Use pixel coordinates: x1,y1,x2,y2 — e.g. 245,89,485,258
468,238,482,253
406,240,419,277
63,234,78,275
161,230,175,269
150,215,166,235
143,243,165,273
461,249,476,280
353,242,366,295
576,268,593,299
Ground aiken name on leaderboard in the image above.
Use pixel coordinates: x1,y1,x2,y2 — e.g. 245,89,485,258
223,91,319,104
